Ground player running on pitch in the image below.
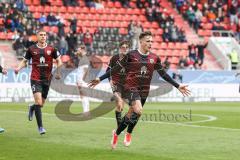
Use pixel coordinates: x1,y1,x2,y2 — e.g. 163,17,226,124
88,31,190,149
15,30,62,135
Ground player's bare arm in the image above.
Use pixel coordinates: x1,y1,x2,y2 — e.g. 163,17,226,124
14,59,28,74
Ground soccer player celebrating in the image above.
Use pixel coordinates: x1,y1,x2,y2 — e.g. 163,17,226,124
15,30,62,135
0,65,7,133
89,31,190,149
107,40,130,128
75,44,90,114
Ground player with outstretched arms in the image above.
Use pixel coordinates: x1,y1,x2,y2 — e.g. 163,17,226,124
89,31,190,149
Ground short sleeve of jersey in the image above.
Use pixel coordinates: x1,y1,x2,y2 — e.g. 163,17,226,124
52,48,60,59
23,48,32,60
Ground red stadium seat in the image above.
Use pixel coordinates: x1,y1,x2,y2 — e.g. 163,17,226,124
33,0,40,5
44,6,51,13
59,6,66,12
25,0,32,5
0,32,6,40
160,42,167,49
119,28,127,35
168,42,175,49
114,1,121,8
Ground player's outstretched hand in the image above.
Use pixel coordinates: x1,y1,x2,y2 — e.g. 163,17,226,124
88,78,100,88
178,85,191,97
2,68,7,75
55,73,61,80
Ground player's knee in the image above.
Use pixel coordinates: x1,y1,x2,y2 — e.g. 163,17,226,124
134,107,142,115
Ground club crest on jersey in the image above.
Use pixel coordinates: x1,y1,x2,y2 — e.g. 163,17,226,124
33,51,38,55
149,59,154,64
47,50,51,55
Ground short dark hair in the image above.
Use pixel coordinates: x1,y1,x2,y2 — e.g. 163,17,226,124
36,29,47,34
119,40,130,48
139,31,152,40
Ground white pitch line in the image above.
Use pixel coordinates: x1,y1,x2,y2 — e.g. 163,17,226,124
183,114,218,124
1,110,240,132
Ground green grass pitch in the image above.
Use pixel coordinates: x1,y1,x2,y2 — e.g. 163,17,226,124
0,102,240,160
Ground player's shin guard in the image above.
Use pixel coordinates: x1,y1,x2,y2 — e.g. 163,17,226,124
34,105,43,128
127,112,141,134
82,97,89,112
115,111,122,127
116,115,130,135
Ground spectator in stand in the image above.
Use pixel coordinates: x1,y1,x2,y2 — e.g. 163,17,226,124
131,21,143,49
185,7,195,27
39,14,47,26
57,21,65,37
194,8,203,31
13,36,25,57
178,28,186,42
94,0,104,9
85,0,95,8
229,1,239,25
178,55,187,69
196,40,208,67
127,20,136,39
188,43,197,62
120,0,130,8
170,25,179,42
146,6,155,22
176,0,185,13
136,0,144,8
206,9,216,22
58,36,69,55
83,29,93,54
63,0,79,6
66,31,78,56
40,0,51,5
69,16,77,33
186,56,195,70
162,28,171,42
163,56,171,71
47,13,59,26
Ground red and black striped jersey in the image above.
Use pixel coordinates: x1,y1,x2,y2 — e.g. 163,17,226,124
100,50,179,97
23,44,60,81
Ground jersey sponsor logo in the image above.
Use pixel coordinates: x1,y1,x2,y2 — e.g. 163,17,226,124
47,50,51,55
140,66,147,75
149,58,154,64
38,56,48,67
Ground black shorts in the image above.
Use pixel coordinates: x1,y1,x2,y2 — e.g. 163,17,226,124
30,80,51,99
112,84,124,94
123,90,147,107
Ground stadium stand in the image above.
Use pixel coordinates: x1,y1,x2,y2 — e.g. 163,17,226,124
0,0,238,70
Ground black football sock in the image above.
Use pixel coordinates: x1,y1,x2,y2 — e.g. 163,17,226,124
115,110,122,127
127,112,141,134
30,104,35,112
34,105,43,128
116,114,130,135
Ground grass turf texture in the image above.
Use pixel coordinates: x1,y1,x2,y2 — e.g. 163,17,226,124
0,102,240,160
